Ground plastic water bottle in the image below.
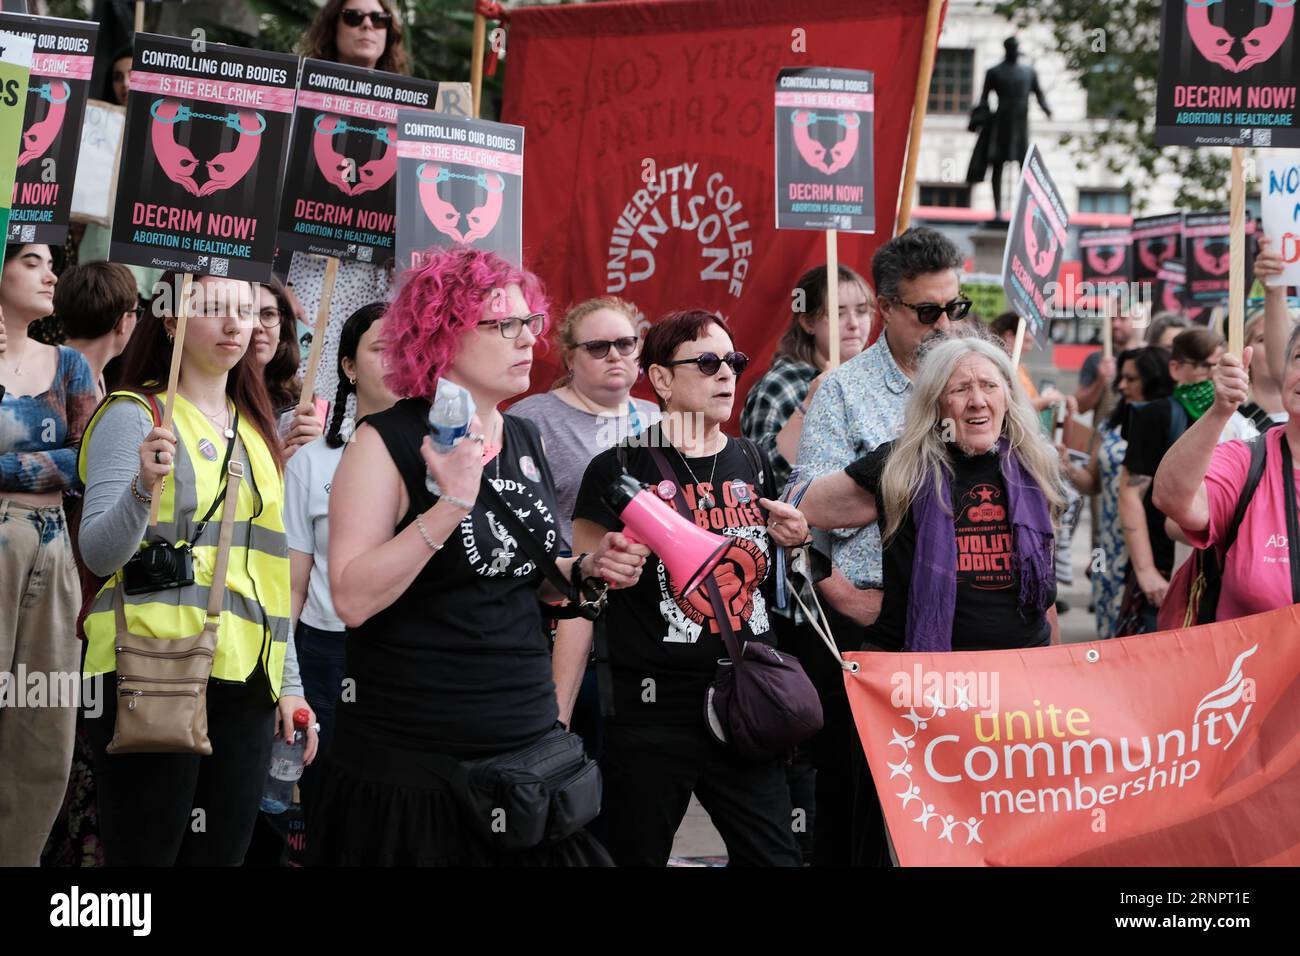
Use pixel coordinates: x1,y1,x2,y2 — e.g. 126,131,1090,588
426,378,475,495
260,708,311,815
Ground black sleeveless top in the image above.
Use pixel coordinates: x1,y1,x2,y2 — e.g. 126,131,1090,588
341,398,560,757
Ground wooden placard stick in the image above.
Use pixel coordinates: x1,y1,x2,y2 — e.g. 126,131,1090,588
826,229,840,369
1227,147,1246,357
149,272,194,526
298,256,340,407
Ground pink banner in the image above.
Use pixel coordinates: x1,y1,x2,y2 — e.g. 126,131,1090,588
32,52,94,80
395,139,525,175
774,90,874,112
296,89,400,124
129,70,297,113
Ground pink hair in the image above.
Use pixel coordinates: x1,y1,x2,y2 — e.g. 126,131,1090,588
384,247,550,400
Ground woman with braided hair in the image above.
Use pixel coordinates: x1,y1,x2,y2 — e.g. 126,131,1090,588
283,303,395,778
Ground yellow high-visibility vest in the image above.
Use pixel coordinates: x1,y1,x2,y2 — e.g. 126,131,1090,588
78,391,290,697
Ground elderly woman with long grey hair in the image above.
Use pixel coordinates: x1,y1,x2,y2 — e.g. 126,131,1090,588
785,332,1066,652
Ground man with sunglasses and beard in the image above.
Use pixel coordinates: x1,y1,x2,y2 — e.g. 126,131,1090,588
571,310,809,867
795,226,969,866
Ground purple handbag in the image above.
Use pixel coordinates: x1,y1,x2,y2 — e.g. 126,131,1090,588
646,445,823,761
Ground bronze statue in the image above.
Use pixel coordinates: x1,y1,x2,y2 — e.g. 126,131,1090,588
966,37,1052,219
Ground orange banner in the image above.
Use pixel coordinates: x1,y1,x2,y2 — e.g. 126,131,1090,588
844,604,1300,866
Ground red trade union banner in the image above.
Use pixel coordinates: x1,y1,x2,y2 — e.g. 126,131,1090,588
500,0,941,417
844,603,1300,866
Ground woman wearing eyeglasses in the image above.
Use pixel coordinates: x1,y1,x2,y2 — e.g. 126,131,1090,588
571,310,810,868
313,248,647,866
248,280,325,461
510,297,659,760
286,0,410,419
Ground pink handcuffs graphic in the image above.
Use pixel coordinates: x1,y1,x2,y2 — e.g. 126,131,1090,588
791,109,861,175
312,114,397,197
1085,246,1125,276
1185,0,1295,73
150,98,266,197
18,81,71,167
416,163,505,243
1023,200,1060,279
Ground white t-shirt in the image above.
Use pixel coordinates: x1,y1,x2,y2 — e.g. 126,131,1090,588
283,436,347,632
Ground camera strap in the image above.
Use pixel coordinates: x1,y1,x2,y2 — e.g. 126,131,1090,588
193,407,241,541
206,435,245,620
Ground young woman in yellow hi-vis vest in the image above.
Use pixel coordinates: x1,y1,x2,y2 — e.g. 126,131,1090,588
78,272,316,866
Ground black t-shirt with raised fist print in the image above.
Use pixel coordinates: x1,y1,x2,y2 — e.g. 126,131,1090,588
573,425,779,726
344,399,560,757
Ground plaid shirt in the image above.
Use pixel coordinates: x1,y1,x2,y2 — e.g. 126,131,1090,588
741,354,819,490
794,333,912,589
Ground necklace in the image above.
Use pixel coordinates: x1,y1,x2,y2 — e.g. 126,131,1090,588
194,398,235,439
674,443,720,510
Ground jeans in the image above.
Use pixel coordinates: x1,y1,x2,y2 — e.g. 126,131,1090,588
0,500,79,865
295,621,347,755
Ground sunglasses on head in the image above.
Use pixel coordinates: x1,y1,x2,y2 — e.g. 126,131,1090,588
576,336,639,359
340,8,393,28
662,351,749,376
894,296,973,325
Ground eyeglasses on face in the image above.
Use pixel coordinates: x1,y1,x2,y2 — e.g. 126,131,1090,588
662,351,750,376
478,312,546,339
575,336,639,359
340,8,393,28
257,307,284,329
893,296,973,325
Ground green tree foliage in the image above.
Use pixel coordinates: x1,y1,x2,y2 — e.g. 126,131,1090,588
993,0,1231,210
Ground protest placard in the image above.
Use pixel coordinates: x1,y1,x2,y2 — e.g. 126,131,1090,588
0,29,34,264
1001,144,1067,350
774,66,875,234
1155,0,1300,148
1185,210,1257,304
69,99,123,226
109,33,297,280
395,109,523,269
276,59,438,266
1260,156,1300,287
1078,226,1132,294
0,13,97,243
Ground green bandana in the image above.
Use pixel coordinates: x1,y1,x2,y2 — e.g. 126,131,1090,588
1174,379,1216,421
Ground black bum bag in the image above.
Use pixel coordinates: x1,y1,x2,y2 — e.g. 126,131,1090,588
432,725,602,850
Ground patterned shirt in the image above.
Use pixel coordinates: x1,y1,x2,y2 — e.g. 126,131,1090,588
740,354,818,489
0,346,97,493
794,332,912,588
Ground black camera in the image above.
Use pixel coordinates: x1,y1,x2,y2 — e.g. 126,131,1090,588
122,541,196,595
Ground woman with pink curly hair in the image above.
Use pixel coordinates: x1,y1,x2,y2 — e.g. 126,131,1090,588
309,247,649,866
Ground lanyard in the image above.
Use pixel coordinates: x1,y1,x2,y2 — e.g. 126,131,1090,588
626,399,643,437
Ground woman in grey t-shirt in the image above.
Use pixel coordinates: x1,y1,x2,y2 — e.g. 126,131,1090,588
509,296,657,748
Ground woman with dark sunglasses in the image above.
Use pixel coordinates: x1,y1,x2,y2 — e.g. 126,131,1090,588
571,309,810,867
285,0,410,430
299,0,410,75
511,297,659,760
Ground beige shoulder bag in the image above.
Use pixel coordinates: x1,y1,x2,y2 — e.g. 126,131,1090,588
107,443,245,755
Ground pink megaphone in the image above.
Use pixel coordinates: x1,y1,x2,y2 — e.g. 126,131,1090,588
605,474,732,596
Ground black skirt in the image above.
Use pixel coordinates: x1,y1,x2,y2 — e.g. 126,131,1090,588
305,724,614,867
